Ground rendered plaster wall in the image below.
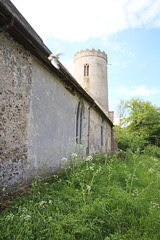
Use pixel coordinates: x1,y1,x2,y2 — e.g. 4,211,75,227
0,33,32,192
27,58,89,178
104,121,112,153
89,108,112,153
27,55,112,176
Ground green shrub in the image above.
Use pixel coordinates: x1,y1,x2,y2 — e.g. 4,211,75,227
115,98,160,152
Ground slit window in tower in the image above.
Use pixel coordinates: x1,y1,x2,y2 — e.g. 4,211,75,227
84,64,89,76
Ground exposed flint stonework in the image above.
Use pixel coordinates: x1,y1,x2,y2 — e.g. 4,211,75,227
0,33,32,192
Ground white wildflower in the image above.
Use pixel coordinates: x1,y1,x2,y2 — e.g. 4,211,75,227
61,157,68,163
149,168,154,173
151,202,159,208
22,207,28,212
49,216,53,221
132,189,139,196
49,200,53,204
152,157,158,162
53,174,58,178
24,214,31,221
134,177,139,181
89,166,94,170
6,213,14,221
39,201,47,206
72,153,77,158
86,185,91,191
96,166,102,173
150,202,160,214
86,155,93,162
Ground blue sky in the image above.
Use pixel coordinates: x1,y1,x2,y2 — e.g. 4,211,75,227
11,0,160,123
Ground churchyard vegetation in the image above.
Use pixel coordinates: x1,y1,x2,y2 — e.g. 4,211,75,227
0,146,160,239
0,97,160,239
114,98,160,152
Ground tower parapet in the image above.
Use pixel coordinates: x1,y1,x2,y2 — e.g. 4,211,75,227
74,49,108,62
74,49,108,112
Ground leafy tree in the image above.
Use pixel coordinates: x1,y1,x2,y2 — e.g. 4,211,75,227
114,98,160,151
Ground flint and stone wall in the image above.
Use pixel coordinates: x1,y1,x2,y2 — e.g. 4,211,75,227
0,32,113,194
0,33,32,192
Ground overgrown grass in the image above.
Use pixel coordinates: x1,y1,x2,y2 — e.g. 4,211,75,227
0,146,160,239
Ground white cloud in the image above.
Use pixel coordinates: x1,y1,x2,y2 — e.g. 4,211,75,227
103,41,124,52
61,59,74,76
11,0,160,42
129,52,135,57
118,84,160,97
114,117,120,125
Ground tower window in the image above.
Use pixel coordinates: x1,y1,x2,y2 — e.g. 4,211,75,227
84,64,89,77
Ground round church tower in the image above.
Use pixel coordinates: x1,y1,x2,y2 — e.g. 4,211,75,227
74,49,108,112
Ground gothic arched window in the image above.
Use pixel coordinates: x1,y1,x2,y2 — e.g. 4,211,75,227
76,101,84,144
